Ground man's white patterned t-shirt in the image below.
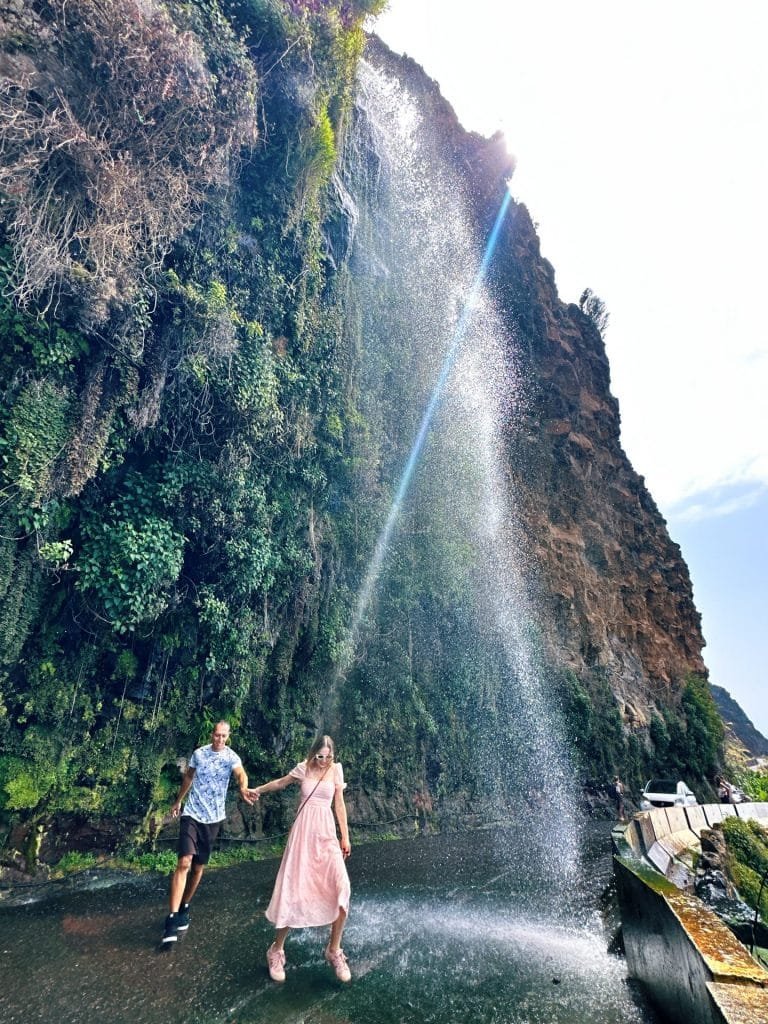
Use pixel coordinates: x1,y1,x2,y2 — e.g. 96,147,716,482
183,744,242,824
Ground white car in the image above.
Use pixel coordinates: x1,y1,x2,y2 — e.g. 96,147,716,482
640,779,698,809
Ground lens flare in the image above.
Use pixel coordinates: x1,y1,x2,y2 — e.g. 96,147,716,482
326,189,512,704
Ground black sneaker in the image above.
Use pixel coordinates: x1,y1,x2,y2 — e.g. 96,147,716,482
162,913,179,944
176,903,190,932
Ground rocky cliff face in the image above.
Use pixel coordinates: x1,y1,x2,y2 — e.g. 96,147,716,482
365,38,707,736
711,685,768,758
502,210,707,718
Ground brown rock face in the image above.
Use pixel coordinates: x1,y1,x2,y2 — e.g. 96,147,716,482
368,36,706,732
499,202,706,717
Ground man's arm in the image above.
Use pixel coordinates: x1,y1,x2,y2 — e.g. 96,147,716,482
171,767,195,818
233,763,255,805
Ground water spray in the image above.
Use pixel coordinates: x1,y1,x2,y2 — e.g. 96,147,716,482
321,188,513,727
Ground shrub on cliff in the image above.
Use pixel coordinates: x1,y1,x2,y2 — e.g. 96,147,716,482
679,673,724,777
578,288,610,336
647,674,724,784
0,0,258,322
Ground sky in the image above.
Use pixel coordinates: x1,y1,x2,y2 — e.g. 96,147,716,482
372,1,768,738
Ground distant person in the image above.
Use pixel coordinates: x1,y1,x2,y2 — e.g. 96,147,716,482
162,721,253,944
715,775,733,803
248,734,352,984
611,776,626,821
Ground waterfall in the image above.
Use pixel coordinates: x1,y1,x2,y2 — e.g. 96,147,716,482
337,60,581,885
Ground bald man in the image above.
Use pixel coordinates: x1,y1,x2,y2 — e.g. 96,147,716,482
162,721,253,944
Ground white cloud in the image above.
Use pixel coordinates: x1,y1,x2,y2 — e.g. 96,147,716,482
670,482,768,525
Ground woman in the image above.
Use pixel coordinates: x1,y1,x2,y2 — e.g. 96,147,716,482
715,775,732,804
250,735,352,983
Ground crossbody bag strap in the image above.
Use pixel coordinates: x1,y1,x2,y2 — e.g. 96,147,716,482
294,763,331,820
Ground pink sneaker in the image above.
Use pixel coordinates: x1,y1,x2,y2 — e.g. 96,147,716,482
324,945,351,983
266,943,286,982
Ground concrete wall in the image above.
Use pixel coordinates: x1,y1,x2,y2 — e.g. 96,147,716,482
613,803,768,1024
622,802,768,887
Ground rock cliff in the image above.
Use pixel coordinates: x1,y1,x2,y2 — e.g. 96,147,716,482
711,685,768,758
502,205,707,714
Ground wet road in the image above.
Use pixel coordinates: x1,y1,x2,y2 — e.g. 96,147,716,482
0,824,661,1024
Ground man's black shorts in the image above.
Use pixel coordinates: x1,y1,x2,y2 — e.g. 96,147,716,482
178,816,221,865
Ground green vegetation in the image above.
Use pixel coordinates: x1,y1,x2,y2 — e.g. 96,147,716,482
561,671,725,795
0,0,506,842
640,674,724,786
578,288,610,336
561,670,629,784
46,840,286,879
122,841,284,873
49,851,99,877
721,816,768,921
0,0,388,846
735,770,768,803
353,830,402,844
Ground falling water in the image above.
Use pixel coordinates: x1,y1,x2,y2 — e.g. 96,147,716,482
333,61,581,883
332,188,512,685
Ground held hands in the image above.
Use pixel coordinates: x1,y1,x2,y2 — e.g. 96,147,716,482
242,787,260,804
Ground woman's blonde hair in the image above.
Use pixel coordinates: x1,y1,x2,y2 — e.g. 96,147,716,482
306,733,335,766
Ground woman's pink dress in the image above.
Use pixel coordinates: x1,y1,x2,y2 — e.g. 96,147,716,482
265,761,350,928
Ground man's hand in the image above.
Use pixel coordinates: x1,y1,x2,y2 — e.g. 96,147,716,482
171,800,182,819
240,787,259,805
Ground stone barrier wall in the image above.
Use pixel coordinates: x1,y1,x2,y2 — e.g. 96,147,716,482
621,802,768,887
613,802,768,1024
